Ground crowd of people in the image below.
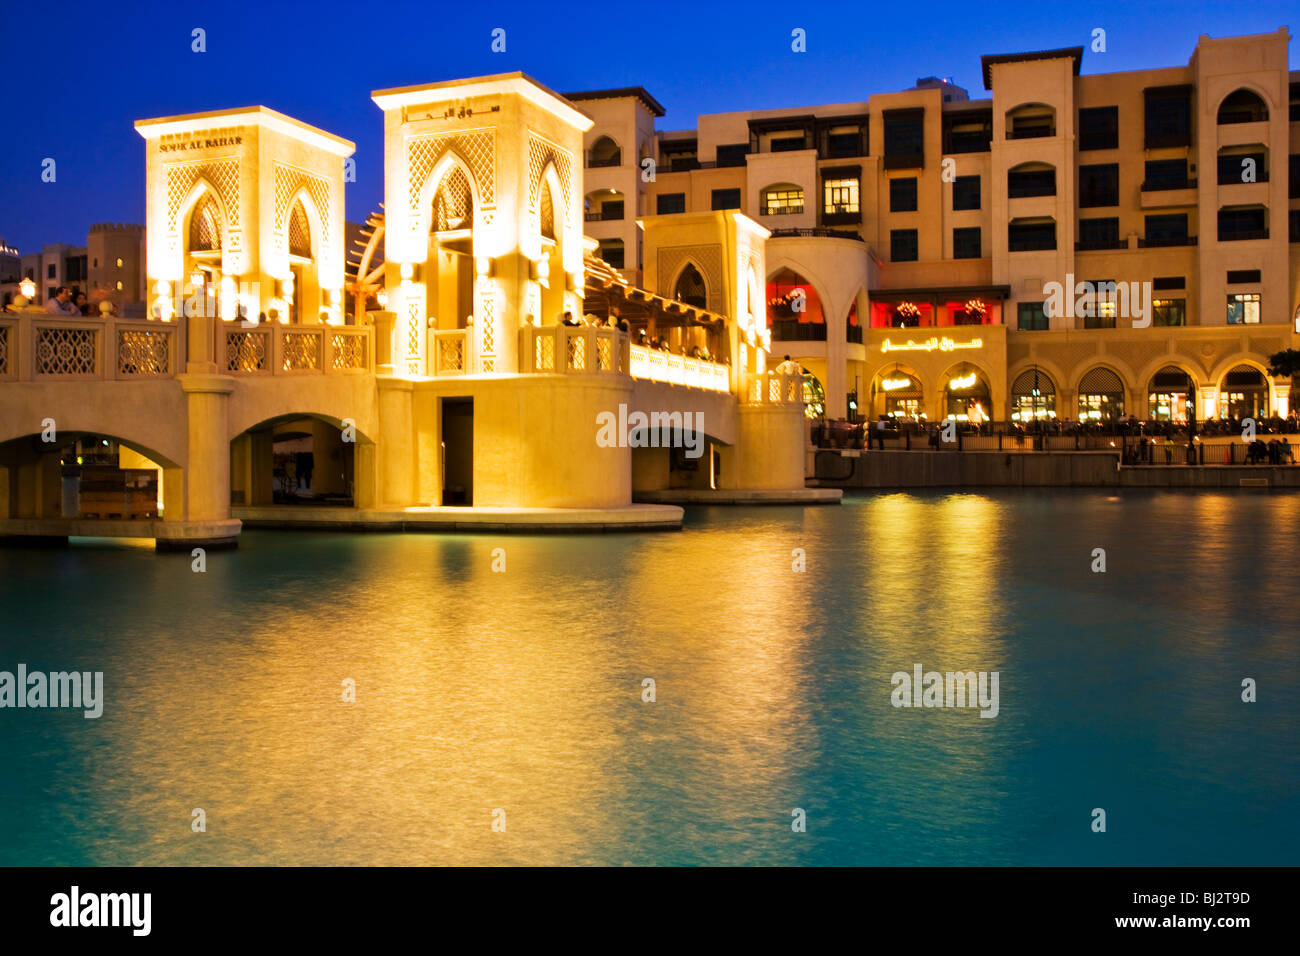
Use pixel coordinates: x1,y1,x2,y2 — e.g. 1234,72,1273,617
3,286,117,316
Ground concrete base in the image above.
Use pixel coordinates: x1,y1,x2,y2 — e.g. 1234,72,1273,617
634,487,842,505
0,518,242,549
232,504,683,533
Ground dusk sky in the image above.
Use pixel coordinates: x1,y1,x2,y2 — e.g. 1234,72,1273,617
2,0,1295,252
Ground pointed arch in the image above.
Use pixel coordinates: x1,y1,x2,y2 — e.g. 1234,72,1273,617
178,177,231,254
672,261,708,308
413,150,483,238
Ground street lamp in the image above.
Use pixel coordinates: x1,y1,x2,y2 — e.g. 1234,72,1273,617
19,276,35,299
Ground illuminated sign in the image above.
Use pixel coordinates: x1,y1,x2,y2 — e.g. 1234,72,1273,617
881,337,983,353
949,373,978,389
880,377,912,390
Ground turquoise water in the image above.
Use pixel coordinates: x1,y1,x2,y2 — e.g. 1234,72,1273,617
0,490,1296,865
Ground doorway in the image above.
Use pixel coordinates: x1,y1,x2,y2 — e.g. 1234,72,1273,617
441,398,473,505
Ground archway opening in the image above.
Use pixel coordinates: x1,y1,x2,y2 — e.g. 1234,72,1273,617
427,164,476,333
766,268,825,341
1147,366,1193,422
1221,365,1269,419
229,416,358,507
1217,89,1268,125
872,367,924,421
1010,368,1057,422
942,364,991,424
0,433,172,520
1077,366,1125,422
673,263,707,309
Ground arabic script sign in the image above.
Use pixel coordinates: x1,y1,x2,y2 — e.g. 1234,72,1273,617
880,337,983,353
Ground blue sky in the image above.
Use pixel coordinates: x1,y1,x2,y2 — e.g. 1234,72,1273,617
1,0,1294,251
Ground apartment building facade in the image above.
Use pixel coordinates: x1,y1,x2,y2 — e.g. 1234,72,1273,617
569,27,1300,425
2,224,146,312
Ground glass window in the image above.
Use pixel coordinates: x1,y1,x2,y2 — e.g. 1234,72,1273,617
1218,206,1266,241
656,193,686,215
952,227,980,259
1078,164,1119,207
1078,106,1118,150
1217,152,1266,185
1017,302,1049,330
715,144,748,167
1227,293,1261,324
890,178,917,212
1152,298,1186,326
598,240,625,269
770,135,806,152
1144,159,1189,190
952,175,980,210
1008,166,1056,198
1008,219,1056,252
1144,88,1191,148
890,229,918,262
1078,217,1120,249
711,188,741,210
824,178,860,214
884,112,924,158
1144,213,1189,245
761,187,804,216
825,129,862,158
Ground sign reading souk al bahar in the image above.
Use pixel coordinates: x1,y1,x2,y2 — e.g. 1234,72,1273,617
880,336,984,354
158,128,244,152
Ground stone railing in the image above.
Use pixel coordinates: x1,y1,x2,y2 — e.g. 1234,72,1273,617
428,328,472,376
221,323,372,375
0,312,183,381
522,325,629,375
746,370,804,405
629,343,731,393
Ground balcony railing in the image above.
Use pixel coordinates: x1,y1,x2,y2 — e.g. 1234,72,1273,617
1137,235,1197,248
771,319,827,341
1219,229,1269,242
746,370,803,406
770,227,862,241
222,323,371,375
629,344,730,392
0,313,183,381
1141,178,1196,191
1075,238,1128,251
428,328,471,376
522,325,629,376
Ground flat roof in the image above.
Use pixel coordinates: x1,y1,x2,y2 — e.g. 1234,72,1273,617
563,86,665,117
372,72,594,131
134,105,355,156
980,47,1084,89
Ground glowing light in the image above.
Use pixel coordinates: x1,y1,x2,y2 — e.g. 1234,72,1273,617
376,289,389,308
400,263,413,280
19,277,34,298
882,337,983,353
881,377,912,390
949,373,978,390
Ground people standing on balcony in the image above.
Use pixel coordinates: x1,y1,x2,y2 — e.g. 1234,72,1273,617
562,311,580,327
73,292,89,316
776,355,802,378
45,287,79,315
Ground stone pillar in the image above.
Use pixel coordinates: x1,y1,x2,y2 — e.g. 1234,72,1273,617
721,402,807,490
178,374,234,520
377,378,415,507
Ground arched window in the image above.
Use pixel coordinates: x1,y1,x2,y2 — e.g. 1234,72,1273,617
1147,366,1193,421
1008,162,1056,198
1006,103,1055,139
540,183,556,240
1221,365,1269,418
1010,368,1056,421
674,263,707,308
189,193,222,252
588,136,621,168
431,166,472,233
760,184,804,216
1217,89,1268,125
288,199,311,258
766,268,825,341
597,239,625,269
1077,366,1125,422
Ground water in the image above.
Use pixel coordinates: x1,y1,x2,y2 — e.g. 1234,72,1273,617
1,490,1296,866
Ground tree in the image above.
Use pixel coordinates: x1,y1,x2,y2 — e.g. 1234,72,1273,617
1266,348,1300,378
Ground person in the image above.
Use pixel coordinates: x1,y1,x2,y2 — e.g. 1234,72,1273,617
1268,440,1281,465
561,311,580,327
1281,437,1295,464
73,292,89,315
928,424,940,451
775,354,802,377
874,415,889,450
45,286,78,315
